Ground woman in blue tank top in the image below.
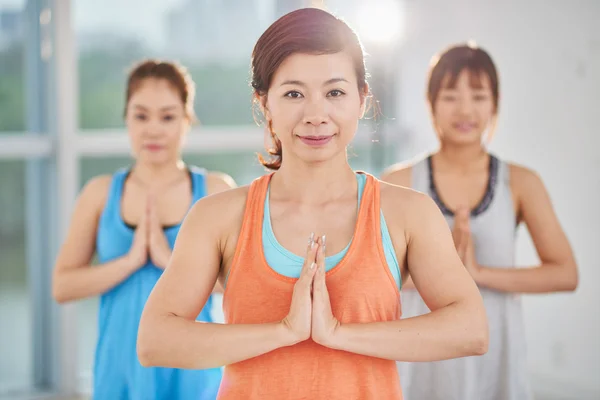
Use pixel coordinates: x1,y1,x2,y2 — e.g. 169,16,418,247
52,60,235,400
382,43,579,400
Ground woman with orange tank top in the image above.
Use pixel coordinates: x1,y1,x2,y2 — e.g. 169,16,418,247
137,8,489,400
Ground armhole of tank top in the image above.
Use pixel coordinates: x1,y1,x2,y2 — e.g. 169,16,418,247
499,160,520,226
222,177,266,296
101,169,127,221
372,177,402,299
189,166,207,200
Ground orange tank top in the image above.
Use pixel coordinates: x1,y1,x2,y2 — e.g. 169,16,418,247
218,172,403,400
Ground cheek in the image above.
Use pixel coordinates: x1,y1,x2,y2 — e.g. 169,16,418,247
166,122,187,145
433,107,452,126
476,103,495,121
268,102,302,133
126,123,144,145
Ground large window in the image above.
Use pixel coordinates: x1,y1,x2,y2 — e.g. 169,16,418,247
0,0,25,133
0,160,30,395
74,0,277,130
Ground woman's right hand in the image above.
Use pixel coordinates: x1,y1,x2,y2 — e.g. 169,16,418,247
281,233,319,345
127,199,149,269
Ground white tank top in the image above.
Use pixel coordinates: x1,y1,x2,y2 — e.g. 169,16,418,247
397,153,534,400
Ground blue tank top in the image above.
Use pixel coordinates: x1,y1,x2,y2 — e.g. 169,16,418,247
94,166,221,400
262,172,401,289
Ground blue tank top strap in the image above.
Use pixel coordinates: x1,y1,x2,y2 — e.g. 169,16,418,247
101,168,129,220
188,165,208,200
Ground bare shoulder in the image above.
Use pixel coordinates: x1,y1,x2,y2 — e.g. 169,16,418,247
380,180,434,212
188,184,249,226
508,162,543,184
206,171,237,195
380,161,413,187
79,174,113,210
508,162,545,196
379,180,434,230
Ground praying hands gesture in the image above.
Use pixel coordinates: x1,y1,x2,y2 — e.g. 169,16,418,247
127,196,172,270
452,207,481,279
281,233,340,346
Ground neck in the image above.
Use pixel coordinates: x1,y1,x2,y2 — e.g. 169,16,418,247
436,143,488,172
271,153,357,204
130,159,186,190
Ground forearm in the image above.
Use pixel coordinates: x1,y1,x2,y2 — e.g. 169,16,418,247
53,256,138,303
328,301,488,362
137,315,294,369
475,263,578,293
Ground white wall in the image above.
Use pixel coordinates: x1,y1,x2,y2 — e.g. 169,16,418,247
394,0,600,398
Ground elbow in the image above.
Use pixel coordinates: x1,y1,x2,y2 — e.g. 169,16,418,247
566,264,579,292
470,327,489,356
137,315,166,367
556,261,579,292
466,306,489,356
137,331,158,367
52,278,70,304
137,341,155,368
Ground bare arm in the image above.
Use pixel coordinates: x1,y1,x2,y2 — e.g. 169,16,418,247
52,176,140,303
137,189,296,370
473,166,578,293
206,171,236,294
328,189,488,361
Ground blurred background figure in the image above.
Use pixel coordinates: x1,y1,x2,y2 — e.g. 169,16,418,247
51,59,234,399
382,43,578,400
0,1,598,400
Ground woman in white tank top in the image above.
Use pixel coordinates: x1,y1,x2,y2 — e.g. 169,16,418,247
382,42,579,400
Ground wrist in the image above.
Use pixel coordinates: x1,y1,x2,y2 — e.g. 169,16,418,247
473,264,486,284
324,321,344,350
123,254,142,271
276,320,303,347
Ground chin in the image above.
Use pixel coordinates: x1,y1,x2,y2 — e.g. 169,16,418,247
445,132,484,146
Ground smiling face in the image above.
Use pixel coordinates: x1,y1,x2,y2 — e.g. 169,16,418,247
432,69,496,145
260,52,367,167
125,78,189,165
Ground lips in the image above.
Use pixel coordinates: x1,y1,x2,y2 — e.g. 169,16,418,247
453,122,477,133
145,144,163,152
297,135,334,147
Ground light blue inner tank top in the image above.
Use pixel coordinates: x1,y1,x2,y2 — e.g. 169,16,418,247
261,172,401,289
93,166,221,400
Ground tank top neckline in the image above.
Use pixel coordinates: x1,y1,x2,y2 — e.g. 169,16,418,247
427,153,499,218
253,171,375,284
119,166,195,231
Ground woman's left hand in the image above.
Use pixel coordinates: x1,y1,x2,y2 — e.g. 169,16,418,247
311,235,341,347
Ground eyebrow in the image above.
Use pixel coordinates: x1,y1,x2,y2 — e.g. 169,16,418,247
279,77,349,87
132,104,178,111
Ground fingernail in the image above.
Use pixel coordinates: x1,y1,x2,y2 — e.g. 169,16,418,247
310,262,316,270
321,235,326,253
308,232,315,247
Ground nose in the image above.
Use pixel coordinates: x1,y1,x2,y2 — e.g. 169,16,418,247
144,117,164,137
457,95,474,116
302,96,329,126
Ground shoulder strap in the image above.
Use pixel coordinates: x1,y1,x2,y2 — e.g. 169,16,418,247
188,165,208,200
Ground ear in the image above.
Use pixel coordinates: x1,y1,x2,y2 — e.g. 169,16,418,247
358,83,369,119
254,92,271,122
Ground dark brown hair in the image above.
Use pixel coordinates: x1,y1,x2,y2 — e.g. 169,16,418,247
124,59,196,122
252,8,368,170
427,43,499,114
